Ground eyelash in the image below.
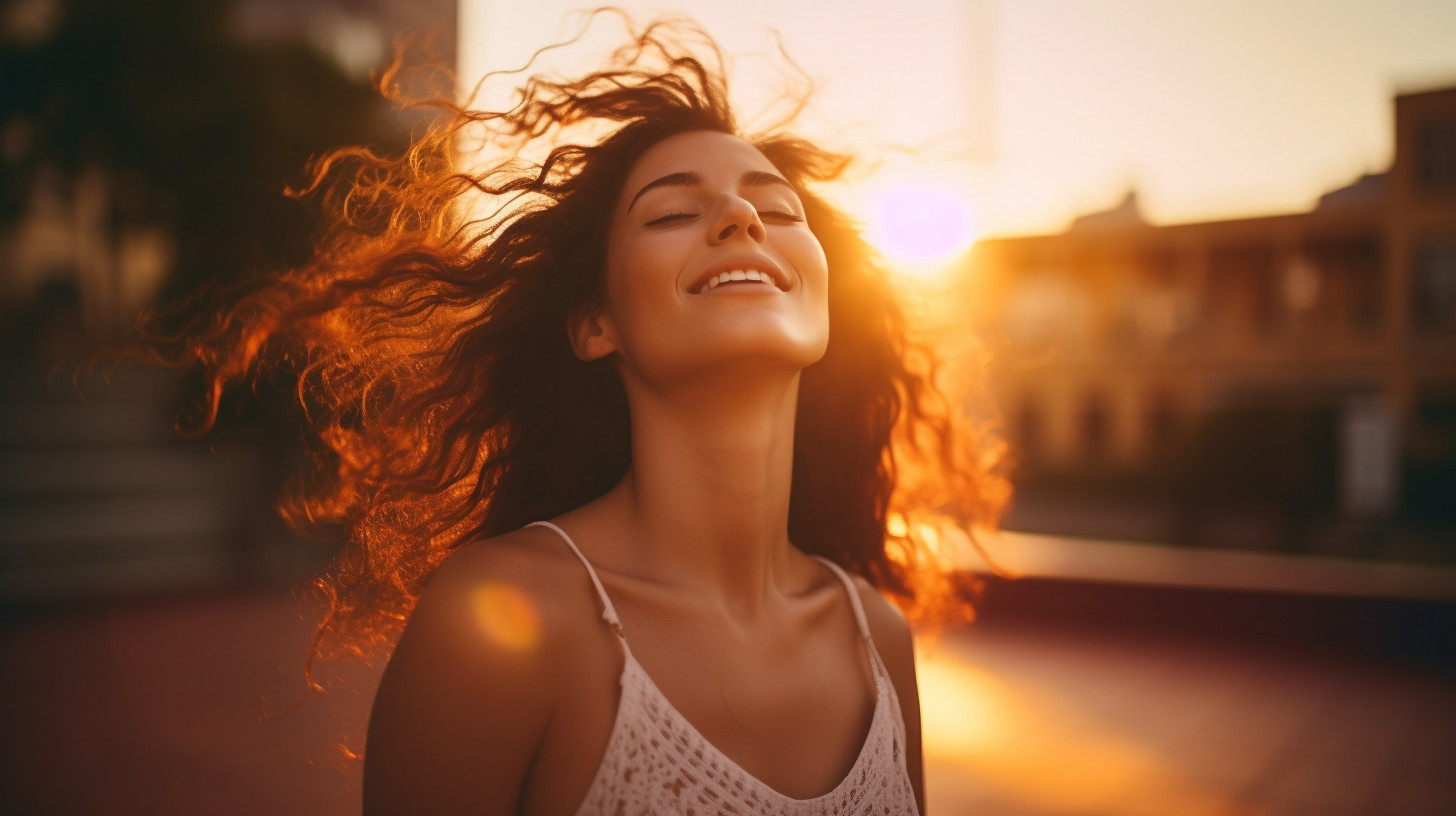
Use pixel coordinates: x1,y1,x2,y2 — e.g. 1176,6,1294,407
761,210,805,223
645,211,696,226
645,210,804,226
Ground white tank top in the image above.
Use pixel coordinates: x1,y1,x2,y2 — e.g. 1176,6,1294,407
528,521,920,816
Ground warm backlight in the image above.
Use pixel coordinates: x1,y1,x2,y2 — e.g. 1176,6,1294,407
473,582,541,652
917,645,1232,814
865,183,980,273
916,651,1008,756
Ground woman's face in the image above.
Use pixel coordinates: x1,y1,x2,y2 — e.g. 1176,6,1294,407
582,130,829,385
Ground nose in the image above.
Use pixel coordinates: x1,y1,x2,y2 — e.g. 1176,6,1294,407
708,195,765,245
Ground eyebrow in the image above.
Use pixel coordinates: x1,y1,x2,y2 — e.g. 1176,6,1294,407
626,170,796,213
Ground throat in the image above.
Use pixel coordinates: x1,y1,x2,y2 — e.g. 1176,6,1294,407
609,372,802,597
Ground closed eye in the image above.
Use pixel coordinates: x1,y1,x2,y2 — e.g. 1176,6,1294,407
758,210,804,223
645,211,699,226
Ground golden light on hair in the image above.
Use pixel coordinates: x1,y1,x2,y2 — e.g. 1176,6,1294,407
472,582,542,652
146,13,1012,673
916,522,942,556
886,512,910,538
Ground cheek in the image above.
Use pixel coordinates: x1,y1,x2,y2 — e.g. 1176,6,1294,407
794,235,831,302
601,236,686,353
610,234,669,289
787,226,827,275
805,243,832,353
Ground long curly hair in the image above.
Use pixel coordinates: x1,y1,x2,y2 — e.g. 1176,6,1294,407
146,13,1010,668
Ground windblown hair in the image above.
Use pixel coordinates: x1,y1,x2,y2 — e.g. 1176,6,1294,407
147,14,1010,667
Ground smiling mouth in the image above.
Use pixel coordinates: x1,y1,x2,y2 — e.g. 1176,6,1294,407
693,267,788,294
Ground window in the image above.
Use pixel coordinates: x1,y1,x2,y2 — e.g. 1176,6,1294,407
1341,395,1396,517
1415,117,1456,196
1080,391,1109,464
1413,240,1456,334
1015,400,1042,462
1147,390,1177,449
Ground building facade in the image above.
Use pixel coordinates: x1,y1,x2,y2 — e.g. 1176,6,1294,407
967,86,1456,557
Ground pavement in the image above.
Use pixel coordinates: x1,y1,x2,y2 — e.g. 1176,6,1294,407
0,590,374,816
1,550,1454,815
923,592,1456,816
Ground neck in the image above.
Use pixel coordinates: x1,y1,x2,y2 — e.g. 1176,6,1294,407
596,364,803,617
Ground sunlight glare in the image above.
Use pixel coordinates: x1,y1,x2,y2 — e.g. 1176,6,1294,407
918,645,1237,815
865,183,980,274
916,651,1008,755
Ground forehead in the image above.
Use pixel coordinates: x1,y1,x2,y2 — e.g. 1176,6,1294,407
618,131,784,203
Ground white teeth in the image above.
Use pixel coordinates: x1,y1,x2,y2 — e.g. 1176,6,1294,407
697,268,781,292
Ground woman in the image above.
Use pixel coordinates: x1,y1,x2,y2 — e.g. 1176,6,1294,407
155,14,1006,815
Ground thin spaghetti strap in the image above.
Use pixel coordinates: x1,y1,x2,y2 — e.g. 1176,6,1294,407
527,520,626,638
812,556,873,642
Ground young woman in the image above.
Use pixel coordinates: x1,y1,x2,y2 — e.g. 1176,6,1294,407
155,14,1007,815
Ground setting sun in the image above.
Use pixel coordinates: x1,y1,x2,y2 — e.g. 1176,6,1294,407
863,183,981,274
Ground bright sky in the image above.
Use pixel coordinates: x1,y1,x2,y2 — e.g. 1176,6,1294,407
459,0,1456,256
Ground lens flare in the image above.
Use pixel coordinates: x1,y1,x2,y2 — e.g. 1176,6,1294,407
472,582,541,652
866,183,980,271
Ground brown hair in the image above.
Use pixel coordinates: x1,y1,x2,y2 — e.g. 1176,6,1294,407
146,12,1009,668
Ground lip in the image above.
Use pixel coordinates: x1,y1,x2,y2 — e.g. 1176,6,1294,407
686,254,792,295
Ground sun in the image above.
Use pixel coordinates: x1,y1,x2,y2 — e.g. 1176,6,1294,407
863,182,981,277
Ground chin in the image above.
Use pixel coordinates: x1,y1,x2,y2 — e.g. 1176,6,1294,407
705,315,826,366
638,329,826,384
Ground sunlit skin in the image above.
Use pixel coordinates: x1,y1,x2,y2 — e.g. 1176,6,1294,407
363,131,925,815
585,131,830,388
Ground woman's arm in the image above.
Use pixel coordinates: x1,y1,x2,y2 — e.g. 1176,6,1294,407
856,580,926,816
363,545,559,815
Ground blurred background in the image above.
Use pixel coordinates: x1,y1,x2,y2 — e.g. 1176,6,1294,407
2,1,1454,814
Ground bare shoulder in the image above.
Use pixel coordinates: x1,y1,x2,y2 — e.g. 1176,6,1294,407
840,572,919,713
425,524,589,608
392,525,595,673
845,572,915,665
362,525,596,815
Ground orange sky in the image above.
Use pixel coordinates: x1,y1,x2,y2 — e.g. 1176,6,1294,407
459,0,1456,238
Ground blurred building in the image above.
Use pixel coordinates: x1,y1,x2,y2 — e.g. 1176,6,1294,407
0,0,454,603
232,0,456,81
970,85,1456,559
1,0,455,337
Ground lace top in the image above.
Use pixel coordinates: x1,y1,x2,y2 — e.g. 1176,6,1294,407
528,521,919,816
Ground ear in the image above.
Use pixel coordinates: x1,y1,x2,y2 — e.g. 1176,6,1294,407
568,303,619,362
